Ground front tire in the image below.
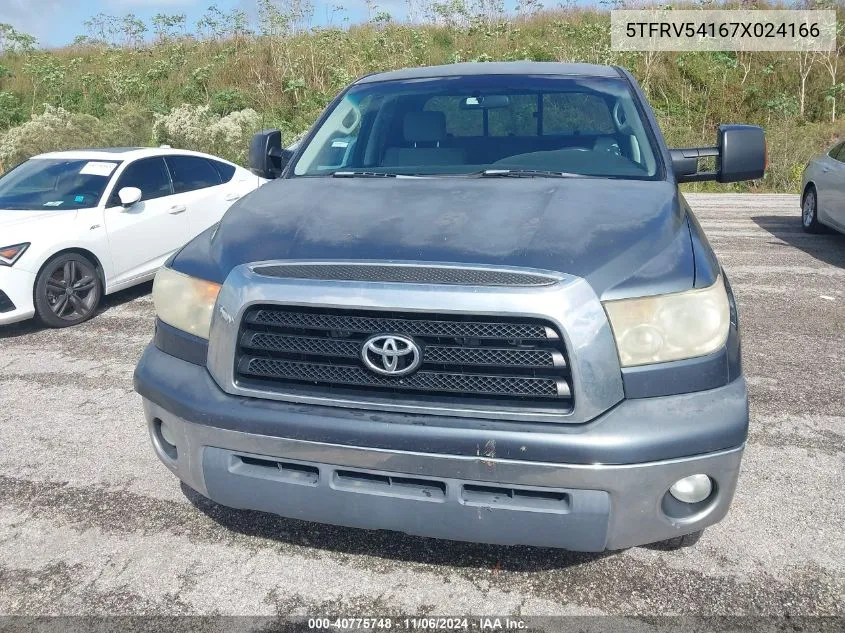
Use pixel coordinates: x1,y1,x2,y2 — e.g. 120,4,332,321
802,186,827,234
34,253,102,328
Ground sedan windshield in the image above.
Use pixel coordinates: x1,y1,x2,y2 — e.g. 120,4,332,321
0,158,120,210
293,74,660,179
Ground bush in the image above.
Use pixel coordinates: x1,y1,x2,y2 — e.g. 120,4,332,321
0,91,24,129
210,88,250,115
0,105,107,169
103,103,153,147
152,103,260,164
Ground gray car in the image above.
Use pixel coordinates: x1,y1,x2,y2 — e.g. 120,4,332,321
134,63,766,551
801,142,845,234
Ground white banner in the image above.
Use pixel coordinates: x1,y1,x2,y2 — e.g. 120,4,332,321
611,10,836,52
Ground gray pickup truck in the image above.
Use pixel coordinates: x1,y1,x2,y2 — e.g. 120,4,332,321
134,62,765,551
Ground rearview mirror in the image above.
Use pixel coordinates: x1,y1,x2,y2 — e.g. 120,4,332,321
118,186,142,207
460,95,510,110
671,124,766,183
249,129,293,179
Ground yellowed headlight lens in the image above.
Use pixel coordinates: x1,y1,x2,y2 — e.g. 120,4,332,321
603,276,730,367
152,267,221,340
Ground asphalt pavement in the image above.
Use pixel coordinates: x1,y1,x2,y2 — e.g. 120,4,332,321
0,194,842,619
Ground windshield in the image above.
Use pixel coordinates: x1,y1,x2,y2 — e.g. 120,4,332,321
0,158,120,210
293,74,660,179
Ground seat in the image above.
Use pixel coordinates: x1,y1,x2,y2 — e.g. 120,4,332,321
382,111,466,167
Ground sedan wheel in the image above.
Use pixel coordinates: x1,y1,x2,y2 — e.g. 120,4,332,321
802,187,826,234
34,254,102,328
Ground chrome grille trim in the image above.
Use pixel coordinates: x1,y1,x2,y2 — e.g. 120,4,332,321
250,261,563,287
239,357,571,399
206,260,625,423
241,331,565,369
246,308,551,340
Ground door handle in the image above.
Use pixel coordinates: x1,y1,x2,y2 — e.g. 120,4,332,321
169,204,187,215
225,192,241,201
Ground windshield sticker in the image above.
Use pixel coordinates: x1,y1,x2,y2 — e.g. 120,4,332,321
74,195,85,203
79,161,117,177
331,140,349,148
44,201,64,206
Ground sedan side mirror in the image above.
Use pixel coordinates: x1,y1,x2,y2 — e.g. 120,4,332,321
671,124,766,183
249,129,294,179
118,186,142,207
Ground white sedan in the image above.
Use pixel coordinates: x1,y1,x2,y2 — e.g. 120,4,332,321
801,141,845,234
0,147,264,327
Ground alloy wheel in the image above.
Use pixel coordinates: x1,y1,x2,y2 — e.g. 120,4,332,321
45,259,99,321
802,191,815,227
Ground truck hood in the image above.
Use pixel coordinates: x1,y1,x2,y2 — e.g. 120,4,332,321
178,177,696,298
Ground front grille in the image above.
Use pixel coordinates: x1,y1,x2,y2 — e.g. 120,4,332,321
236,306,573,413
0,290,15,313
246,309,551,340
251,263,560,287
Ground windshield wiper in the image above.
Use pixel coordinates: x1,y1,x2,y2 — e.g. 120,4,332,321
477,169,591,179
332,171,397,178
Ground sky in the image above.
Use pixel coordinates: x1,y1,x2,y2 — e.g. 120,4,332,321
0,0,411,47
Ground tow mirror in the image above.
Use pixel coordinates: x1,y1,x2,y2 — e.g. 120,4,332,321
671,124,766,183
118,186,142,207
249,129,293,179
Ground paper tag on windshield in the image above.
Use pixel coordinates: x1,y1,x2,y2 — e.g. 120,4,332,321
44,201,64,206
79,161,117,177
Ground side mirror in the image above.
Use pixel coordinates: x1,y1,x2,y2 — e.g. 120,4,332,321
118,186,142,207
249,129,293,179
671,124,766,183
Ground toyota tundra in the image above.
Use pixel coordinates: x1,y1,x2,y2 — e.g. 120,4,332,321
133,63,765,551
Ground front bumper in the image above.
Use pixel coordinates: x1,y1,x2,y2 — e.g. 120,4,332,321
0,266,36,325
135,344,748,551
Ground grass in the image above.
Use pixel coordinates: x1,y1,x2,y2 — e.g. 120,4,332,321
1,2,844,191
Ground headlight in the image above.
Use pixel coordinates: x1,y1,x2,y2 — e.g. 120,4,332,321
152,267,221,339
0,243,29,266
603,275,730,367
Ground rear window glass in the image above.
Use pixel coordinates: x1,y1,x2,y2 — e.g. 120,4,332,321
543,93,614,135
423,97,482,137
165,156,222,193
211,160,237,182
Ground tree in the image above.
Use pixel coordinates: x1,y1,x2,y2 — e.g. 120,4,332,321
151,13,187,42
819,18,845,122
0,23,36,54
795,47,819,118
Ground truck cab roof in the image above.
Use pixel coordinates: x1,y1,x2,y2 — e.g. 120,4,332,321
356,62,622,84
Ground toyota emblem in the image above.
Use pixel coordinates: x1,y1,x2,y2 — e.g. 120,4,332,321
361,334,422,377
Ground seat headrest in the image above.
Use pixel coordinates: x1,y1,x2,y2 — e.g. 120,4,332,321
403,111,447,144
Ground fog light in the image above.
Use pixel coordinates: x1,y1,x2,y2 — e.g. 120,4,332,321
159,420,177,448
669,474,713,504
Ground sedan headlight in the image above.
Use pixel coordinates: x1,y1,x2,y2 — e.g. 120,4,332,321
152,267,221,339
603,276,730,367
0,243,29,266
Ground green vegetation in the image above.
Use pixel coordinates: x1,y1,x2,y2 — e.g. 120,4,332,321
1,1,844,191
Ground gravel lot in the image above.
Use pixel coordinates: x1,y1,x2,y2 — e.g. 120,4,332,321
0,194,843,619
